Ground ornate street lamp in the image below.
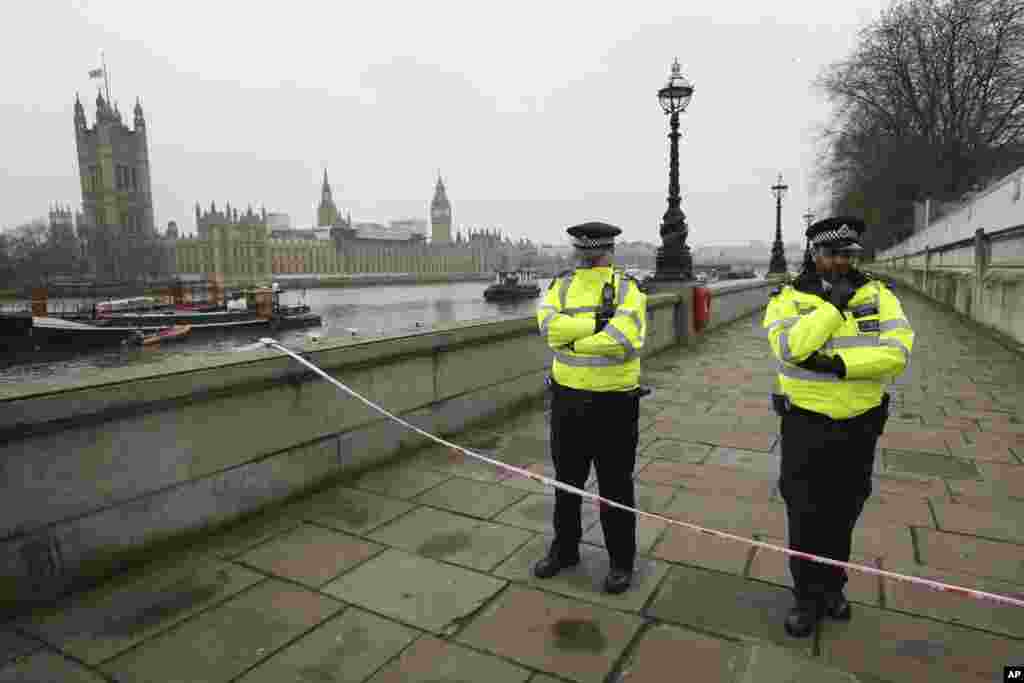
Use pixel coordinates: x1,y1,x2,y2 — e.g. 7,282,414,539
767,173,789,278
650,59,695,282
802,209,814,268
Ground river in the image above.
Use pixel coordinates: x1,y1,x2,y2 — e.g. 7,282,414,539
0,279,551,386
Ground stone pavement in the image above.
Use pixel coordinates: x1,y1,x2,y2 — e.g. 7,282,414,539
2,287,1023,682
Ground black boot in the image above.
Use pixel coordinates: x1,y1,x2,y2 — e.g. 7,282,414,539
784,598,822,638
532,547,580,579
603,568,633,594
823,591,852,620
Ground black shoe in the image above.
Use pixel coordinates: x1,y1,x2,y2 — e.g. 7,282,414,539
532,551,580,579
603,568,633,594
824,592,852,620
784,600,822,638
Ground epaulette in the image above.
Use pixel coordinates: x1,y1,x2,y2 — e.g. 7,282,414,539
769,285,784,297
548,269,574,290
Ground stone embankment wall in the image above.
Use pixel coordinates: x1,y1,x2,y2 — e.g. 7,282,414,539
866,166,1024,352
0,279,773,612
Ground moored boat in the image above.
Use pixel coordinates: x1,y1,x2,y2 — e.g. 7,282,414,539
133,325,192,346
483,270,542,302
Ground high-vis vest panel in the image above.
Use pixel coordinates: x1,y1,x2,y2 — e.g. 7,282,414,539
763,279,914,420
537,266,647,392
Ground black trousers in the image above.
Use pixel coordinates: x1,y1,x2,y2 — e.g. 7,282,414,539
549,382,640,571
778,400,887,602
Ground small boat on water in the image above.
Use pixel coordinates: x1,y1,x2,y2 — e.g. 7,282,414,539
483,270,542,302
132,325,192,346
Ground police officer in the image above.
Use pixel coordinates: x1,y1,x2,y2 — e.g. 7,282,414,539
534,221,648,594
763,216,915,637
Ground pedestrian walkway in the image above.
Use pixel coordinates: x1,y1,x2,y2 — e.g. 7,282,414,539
2,287,1022,682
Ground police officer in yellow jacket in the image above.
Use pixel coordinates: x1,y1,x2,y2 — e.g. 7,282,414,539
763,216,914,637
534,221,647,594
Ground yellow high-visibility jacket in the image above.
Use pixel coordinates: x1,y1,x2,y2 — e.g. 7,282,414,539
763,277,914,419
537,266,647,392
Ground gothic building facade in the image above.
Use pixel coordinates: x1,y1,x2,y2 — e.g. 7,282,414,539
72,91,171,281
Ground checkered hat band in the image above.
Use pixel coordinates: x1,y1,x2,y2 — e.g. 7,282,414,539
811,224,859,246
571,236,615,249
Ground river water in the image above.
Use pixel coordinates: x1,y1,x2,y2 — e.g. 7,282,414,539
0,280,551,386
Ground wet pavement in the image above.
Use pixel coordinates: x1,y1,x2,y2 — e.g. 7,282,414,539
2,286,1022,682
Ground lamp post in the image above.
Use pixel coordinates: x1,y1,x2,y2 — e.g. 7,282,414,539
650,59,695,282
802,209,814,267
767,173,789,279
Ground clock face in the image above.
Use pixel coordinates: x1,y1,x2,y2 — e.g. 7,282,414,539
434,207,450,219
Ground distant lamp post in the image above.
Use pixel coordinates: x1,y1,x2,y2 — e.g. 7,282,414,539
802,209,814,268
767,173,789,279
650,59,695,283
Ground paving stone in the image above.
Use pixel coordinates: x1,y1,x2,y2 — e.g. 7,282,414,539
100,580,343,683
349,462,452,498
948,478,1024,504
932,500,1024,544
413,442,512,483
964,431,1023,453
740,644,865,683
978,461,1024,487
495,434,553,465
636,460,775,501
0,650,109,682
704,447,782,476
818,601,1019,683
0,630,42,667
882,561,1024,638
693,429,778,453
492,535,668,614
850,523,917,565
15,554,264,666
646,565,811,653
581,513,667,556
296,485,416,534
322,549,505,634
639,439,713,463
237,523,383,587
884,450,979,480
367,506,532,571
857,496,934,527
236,606,418,683
947,442,1019,463
494,493,600,534
367,634,531,683
748,537,881,607
870,472,949,499
651,524,752,575
663,491,788,539
615,623,748,683
878,431,953,455
915,527,1024,583
456,585,643,683
413,475,530,518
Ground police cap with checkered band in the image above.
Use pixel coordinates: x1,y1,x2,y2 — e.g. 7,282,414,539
566,222,622,249
805,216,865,253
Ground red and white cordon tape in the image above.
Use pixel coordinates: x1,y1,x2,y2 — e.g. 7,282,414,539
260,338,1024,610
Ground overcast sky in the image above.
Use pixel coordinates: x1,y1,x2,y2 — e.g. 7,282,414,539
1,0,893,246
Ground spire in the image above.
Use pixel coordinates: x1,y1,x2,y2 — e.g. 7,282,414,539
133,97,145,129
322,168,330,193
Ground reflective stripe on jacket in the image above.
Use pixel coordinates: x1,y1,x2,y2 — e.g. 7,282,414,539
762,279,914,419
537,266,647,392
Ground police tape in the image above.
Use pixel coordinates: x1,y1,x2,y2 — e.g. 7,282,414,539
259,338,1024,610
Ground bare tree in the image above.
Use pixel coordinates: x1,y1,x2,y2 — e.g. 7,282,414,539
814,0,1024,251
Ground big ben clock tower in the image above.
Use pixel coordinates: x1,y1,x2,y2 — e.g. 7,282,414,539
430,173,452,244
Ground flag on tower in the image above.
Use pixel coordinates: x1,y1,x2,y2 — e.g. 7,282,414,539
88,68,104,79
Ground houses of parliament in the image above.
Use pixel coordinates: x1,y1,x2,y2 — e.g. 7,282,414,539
66,90,524,285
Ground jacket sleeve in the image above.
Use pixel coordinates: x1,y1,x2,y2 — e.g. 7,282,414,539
537,277,596,350
833,284,914,380
574,278,647,358
763,289,844,364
